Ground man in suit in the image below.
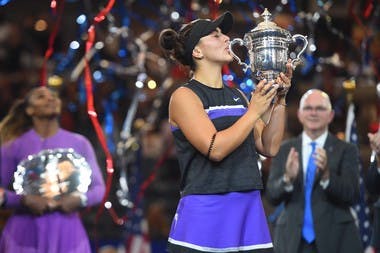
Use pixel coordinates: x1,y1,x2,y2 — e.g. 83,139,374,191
266,89,363,253
366,131,380,250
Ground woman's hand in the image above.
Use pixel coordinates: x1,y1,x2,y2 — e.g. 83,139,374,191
21,195,51,215
276,60,293,97
248,79,278,119
55,193,82,213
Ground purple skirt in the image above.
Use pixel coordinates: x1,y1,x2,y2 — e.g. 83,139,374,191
0,212,91,253
168,190,273,253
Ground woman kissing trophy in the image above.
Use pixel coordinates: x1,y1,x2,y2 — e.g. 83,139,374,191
229,8,308,89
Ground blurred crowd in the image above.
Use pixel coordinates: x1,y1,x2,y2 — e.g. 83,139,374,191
1,1,380,252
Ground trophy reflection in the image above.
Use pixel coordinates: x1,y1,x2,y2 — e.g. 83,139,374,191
229,8,308,84
13,148,92,200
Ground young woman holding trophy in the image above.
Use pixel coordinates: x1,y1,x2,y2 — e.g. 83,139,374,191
159,10,294,253
0,86,105,253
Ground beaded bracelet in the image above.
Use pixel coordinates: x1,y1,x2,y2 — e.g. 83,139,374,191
207,133,217,158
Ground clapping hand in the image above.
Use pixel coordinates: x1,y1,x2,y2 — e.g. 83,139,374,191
284,147,300,183
314,147,329,181
368,132,380,158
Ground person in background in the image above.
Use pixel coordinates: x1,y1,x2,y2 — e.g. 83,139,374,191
158,11,292,253
0,86,105,253
266,89,363,253
366,131,380,251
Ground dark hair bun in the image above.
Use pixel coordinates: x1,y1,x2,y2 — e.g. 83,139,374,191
159,28,177,51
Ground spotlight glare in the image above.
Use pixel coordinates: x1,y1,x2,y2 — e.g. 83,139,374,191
69,41,80,50
170,11,180,21
135,80,144,89
104,201,112,209
137,73,147,82
34,19,48,32
253,12,260,18
76,14,87,24
93,71,104,82
147,80,157,89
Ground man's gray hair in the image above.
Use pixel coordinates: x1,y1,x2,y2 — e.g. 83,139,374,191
299,89,332,110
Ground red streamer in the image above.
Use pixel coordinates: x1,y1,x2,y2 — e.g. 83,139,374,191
363,0,374,19
50,0,57,14
185,0,193,22
82,0,116,221
83,0,172,231
208,0,220,19
40,0,64,86
91,142,173,252
123,143,173,250
348,0,368,36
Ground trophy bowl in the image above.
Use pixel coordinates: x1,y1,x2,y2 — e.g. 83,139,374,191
13,148,92,199
229,8,308,82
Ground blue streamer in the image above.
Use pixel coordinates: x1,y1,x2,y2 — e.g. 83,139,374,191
0,0,11,6
301,53,317,75
103,101,116,154
54,47,78,74
289,0,297,14
78,78,86,105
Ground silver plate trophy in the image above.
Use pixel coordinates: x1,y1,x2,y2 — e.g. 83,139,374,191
229,8,308,83
13,148,92,199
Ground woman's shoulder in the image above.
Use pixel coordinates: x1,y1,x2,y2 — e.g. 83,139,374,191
58,128,91,143
3,129,34,145
170,84,203,105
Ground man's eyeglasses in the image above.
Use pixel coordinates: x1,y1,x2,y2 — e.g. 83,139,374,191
302,106,329,112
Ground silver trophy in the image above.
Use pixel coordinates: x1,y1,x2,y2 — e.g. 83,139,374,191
13,148,92,199
229,8,308,83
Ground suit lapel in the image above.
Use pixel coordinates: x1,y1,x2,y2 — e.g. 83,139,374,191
323,133,335,168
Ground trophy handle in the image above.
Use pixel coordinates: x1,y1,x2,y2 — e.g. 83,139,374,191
291,34,308,69
229,38,252,72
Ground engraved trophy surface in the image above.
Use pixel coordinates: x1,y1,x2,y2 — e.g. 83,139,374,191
229,8,308,82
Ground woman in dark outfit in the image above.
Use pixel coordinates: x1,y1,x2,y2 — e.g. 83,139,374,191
158,11,293,253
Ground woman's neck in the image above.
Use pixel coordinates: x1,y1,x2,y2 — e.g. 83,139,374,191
193,64,224,88
32,118,60,138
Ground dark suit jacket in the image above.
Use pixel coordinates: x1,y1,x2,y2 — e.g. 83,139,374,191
266,133,363,253
366,159,380,195
365,159,380,248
